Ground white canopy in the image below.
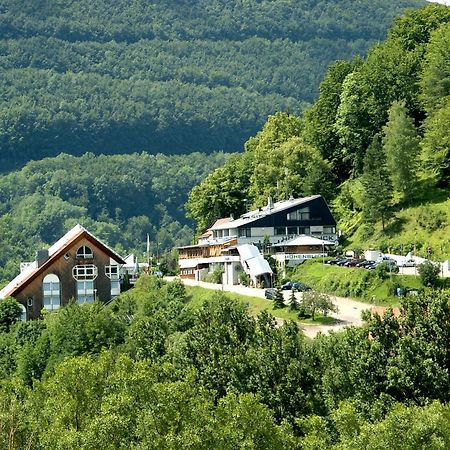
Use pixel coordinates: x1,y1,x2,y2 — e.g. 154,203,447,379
273,235,336,247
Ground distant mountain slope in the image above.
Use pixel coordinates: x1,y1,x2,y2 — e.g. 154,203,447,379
0,0,425,170
0,151,230,283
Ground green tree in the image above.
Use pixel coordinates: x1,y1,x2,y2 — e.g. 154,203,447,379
417,260,440,287
361,135,393,230
288,290,299,312
0,297,22,333
420,97,450,186
272,287,286,310
382,100,420,203
301,290,337,321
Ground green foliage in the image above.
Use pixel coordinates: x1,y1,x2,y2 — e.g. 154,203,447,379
301,290,337,321
203,266,225,284
272,287,286,310
382,100,420,203
0,0,420,169
361,135,393,230
0,151,228,283
418,261,440,287
0,297,22,333
293,260,421,303
417,205,447,231
289,290,300,311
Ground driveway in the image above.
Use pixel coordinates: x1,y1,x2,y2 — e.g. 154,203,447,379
170,277,373,338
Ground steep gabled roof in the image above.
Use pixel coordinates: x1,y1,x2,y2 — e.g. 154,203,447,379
0,224,125,299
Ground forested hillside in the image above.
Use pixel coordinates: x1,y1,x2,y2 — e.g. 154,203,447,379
0,151,230,283
0,0,424,170
2,277,450,448
187,4,450,259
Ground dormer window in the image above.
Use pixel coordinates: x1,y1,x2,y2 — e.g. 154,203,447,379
76,245,93,259
287,207,310,221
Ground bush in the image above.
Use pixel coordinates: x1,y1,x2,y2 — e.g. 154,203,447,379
204,266,225,284
417,206,447,232
418,260,440,287
238,271,250,287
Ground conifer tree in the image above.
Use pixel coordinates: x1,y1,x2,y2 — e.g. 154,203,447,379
288,289,299,311
362,135,393,230
272,286,286,310
382,100,420,203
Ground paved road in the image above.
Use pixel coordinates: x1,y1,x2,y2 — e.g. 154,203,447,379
170,277,373,338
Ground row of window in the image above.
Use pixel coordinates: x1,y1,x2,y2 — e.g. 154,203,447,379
40,265,120,312
287,207,310,221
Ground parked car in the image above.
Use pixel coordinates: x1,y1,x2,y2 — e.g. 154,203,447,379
336,258,351,266
265,288,276,299
398,259,416,267
326,258,346,265
356,260,373,268
344,259,366,267
281,281,311,292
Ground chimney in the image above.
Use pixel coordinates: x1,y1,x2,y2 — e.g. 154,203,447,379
267,196,274,210
36,249,49,268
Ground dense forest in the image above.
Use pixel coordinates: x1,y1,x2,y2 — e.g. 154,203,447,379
0,0,424,170
0,151,230,284
187,4,450,259
2,277,450,448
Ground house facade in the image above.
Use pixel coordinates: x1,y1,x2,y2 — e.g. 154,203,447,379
0,224,126,320
178,195,338,285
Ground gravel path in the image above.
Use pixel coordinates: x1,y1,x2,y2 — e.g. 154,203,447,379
170,277,373,338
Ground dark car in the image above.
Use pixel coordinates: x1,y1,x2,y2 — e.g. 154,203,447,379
344,259,365,267
327,258,346,265
356,260,374,268
281,281,311,292
265,288,276,299
336,258,351,266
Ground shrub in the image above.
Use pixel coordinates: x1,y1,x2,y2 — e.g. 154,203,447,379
417,206,447,232
418,261,440,287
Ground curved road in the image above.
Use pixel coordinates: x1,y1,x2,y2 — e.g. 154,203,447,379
171,277,373,338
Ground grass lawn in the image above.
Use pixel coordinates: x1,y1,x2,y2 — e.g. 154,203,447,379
292,260,424,306
185,285,330,324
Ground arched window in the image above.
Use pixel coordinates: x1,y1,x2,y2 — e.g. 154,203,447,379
19,304,26,321
43,274,61,311
76,245,93,259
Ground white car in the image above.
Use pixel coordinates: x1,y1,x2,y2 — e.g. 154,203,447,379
399,259,416,267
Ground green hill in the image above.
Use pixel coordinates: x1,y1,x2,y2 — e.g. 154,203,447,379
0,151,230,283
0,0,425,170
186,4,450,258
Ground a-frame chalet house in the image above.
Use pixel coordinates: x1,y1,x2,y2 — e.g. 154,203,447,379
0,224,125,320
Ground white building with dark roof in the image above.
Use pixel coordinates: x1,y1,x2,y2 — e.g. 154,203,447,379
178,195,338,286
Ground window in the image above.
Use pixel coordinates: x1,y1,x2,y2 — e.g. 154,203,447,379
19,304,26,321
42,274,61,311
238,228,251,238
287,207,310,221
106,265,121,297
105,265,119,279
77,280,95,304
299,226,310,235
287,227,297,235
73,264,98,280
76,245,93,259
111,280,120,297
275,227,286,236
323,226,335,234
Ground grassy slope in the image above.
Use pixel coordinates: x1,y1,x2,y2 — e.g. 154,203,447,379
185,285,333,325
292,260,423,306
344,193,450,262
